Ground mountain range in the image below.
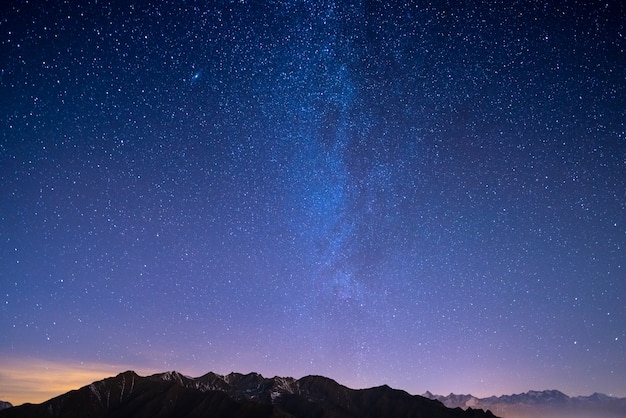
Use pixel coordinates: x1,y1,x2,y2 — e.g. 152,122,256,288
423,389,626,418
0,370,498,418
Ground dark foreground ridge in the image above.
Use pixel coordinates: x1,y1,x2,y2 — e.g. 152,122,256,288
0,370,499,418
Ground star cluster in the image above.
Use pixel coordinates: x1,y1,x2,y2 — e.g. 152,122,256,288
1,0,625,403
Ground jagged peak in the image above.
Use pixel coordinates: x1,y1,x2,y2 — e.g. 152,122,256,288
223,371,265,385
198,371,223,379
582,392,612,400
150,370,188,383
116,370,139,378
526,389,565,395
299,374,340,385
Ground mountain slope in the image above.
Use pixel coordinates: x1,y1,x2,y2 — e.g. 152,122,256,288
0,371,498,418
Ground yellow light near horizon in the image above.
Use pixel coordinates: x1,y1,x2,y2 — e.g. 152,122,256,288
0,357,156,406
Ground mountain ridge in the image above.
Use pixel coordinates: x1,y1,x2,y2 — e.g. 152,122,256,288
0,370,499,418
423,389,626,418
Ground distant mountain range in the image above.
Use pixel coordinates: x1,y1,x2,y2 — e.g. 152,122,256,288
0,370,498,418
0,402,11,412
423,389,626,418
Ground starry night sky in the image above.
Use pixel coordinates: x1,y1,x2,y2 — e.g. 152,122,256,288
1,0,625,405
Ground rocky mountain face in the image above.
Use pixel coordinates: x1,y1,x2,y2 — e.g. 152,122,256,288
0,371,499,418
423,389,626,418
0,402,11,411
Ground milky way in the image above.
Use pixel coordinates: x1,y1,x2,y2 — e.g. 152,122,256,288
1,0,625,403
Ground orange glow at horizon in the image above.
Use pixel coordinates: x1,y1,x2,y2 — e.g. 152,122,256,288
0,357,157,406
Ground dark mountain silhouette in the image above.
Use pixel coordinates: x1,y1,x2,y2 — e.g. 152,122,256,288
0,370,499,418
423,389,626,418
0,402,11,411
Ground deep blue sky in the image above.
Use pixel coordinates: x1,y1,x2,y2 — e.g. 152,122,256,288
1,0,625,403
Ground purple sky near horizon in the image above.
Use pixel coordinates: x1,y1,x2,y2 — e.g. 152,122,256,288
1,0,625,403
